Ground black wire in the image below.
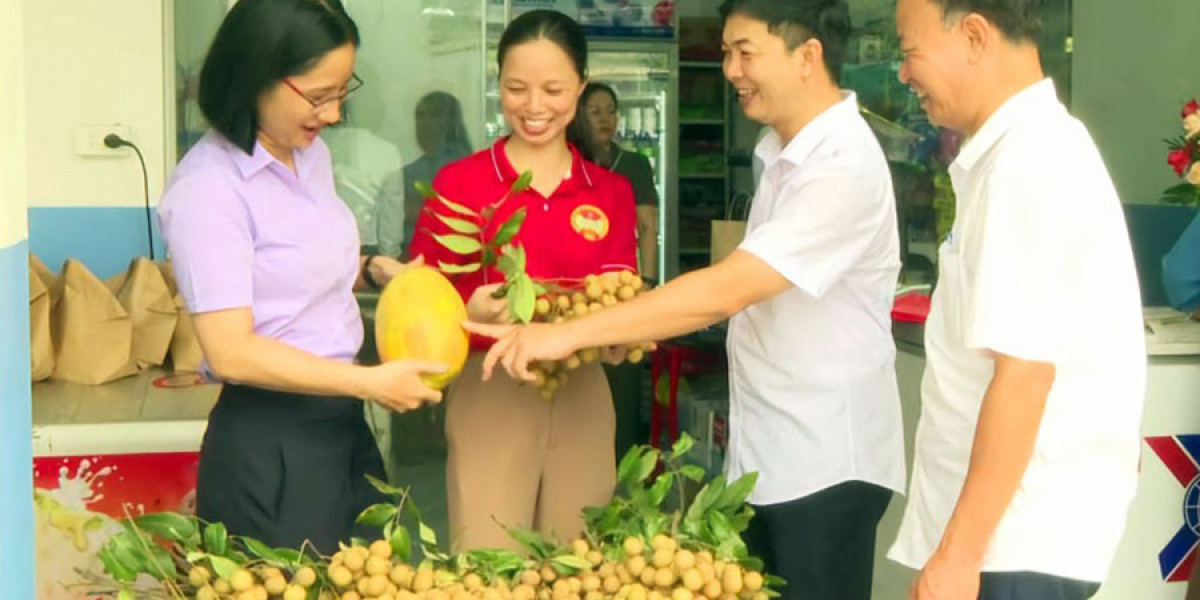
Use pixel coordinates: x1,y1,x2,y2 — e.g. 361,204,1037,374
126,143,154,260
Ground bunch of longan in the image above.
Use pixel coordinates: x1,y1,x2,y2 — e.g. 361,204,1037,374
188,563,318,600
530,272,657,400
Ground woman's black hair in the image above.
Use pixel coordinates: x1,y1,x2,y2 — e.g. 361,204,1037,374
198,0,360,154
496,9,588,81
568,82,619,163
415,91,472,157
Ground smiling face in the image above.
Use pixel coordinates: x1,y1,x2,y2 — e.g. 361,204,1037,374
499,38,586,149
256,42,356,161
896,0,976,131
721,13,816,130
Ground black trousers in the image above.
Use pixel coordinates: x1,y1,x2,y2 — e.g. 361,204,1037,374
743,481,892,600
195,384,387,555
979,571,1100,600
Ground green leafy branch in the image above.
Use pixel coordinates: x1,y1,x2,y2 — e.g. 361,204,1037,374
416,171,546,323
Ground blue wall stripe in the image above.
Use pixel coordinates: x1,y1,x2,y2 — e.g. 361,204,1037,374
29,206,165,280
0,238,35,600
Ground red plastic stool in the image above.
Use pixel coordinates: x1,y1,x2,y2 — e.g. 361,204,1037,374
649,340,725,451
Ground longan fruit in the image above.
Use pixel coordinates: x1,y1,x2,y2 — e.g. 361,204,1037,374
586,283,603,300
540,565,559,583
230,569,255,593
582,575,601,592
341,592,362,600
672,590,693,600
514,584,537,600
627,348,645,363
650,535,675,552
586,550,604,567
625,555,647,577
617,286,635,301
189,566,212,587
283,585,307,600
602,294,617,307
463,573,484,590
196,586,218,600
573,302,590,316
344,551,367,573
653,568,676,588
572,539,591,557
565,354,582,370
702,580,722,599
265,575,288,596
588,302,603,313
743,572,763,592
597,563,615,578
214,579,233,595
290,566,316,588
602,575,621,594
674,550,696,571
580,348,599,364
623,536,645,556
628,585,648,600
696,552,714,565
651,549,674,569
681,568,703,592
367,555,391,576
390,564,414,588
639,567,657,587
330,565,354,588
721,567,743,595
536,298,552,315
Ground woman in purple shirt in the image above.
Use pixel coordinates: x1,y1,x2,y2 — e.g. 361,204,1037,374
157,0,444,553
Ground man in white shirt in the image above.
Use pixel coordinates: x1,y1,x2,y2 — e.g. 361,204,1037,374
466,1,905,598
887,1,1146,598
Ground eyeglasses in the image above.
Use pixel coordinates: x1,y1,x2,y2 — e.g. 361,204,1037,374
282,73,364,113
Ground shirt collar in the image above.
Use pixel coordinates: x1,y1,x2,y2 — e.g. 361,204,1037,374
227,132,319,181
952,78,1059,172
488,136,595,192
755,91,861,170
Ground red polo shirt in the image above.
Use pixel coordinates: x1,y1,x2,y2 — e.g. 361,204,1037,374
408,138,638,347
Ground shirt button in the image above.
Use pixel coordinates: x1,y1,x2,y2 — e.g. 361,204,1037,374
543,204,549,212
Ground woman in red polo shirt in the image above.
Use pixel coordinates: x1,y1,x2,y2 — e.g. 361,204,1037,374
408,9,637,551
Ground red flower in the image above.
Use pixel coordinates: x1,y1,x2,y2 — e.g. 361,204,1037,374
1184,100,1200,118
1169,148,1193,176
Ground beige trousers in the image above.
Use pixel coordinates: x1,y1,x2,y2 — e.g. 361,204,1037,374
446,353,616,551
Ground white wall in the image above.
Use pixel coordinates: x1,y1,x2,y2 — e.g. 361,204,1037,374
23,0,168,208
1,0,29,246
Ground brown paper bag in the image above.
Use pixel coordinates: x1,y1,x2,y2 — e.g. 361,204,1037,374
50,260,138,384
106,257,178,369
29,255,55,381
710,193,752,265
157,261,205,373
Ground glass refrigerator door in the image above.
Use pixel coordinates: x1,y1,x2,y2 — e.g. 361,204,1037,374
484,41,676,280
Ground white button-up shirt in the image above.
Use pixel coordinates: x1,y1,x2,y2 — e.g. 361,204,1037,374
888,79,1146,582
726,92,906,505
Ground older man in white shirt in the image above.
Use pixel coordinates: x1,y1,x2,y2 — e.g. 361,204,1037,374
887,1,1146,599
466,1,905,598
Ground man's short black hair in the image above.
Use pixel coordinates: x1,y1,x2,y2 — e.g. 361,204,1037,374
931,0,1042,44
718,0,852,81
198,0,360,154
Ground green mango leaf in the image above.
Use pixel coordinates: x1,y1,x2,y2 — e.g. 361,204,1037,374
274,548,304,565
351,537,369,548
98,546,137,583
356,504,399,528
147,544,178,579
404,499,423,523
414,181,438,201
133,512,197,544
686,475,726,522
419,522,439,547
511,170,534,194
432,234,483,255
616,447,644,485
706,511,735,542
728,505,755,532
208,555,240,581
506,526,552,558
716,472,758,512
391,525,413,563
436,213,483,235
551,554,592,574
203,522,229,556
366,473,407,497
510,275,536,324
533,283,547,296
482,245,496,267
497,253,519,277
765,574,788,588
679,465,706,483
635,451,658,483
438,261,482,274
738,556,764,573
117,588,136,600
647,475,673,507
670,434,695,459
186,552,206,564
241,537,282,562
491,207,527,248
437,196,480,218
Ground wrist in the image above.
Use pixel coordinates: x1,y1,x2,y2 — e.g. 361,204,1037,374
362,255,382,289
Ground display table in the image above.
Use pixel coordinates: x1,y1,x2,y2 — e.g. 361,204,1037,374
872,310,1200,599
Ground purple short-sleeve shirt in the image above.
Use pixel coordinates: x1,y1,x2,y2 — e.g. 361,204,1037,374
158,131,363,364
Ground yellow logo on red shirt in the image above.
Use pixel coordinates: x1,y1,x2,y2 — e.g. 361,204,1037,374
570,204,610,242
